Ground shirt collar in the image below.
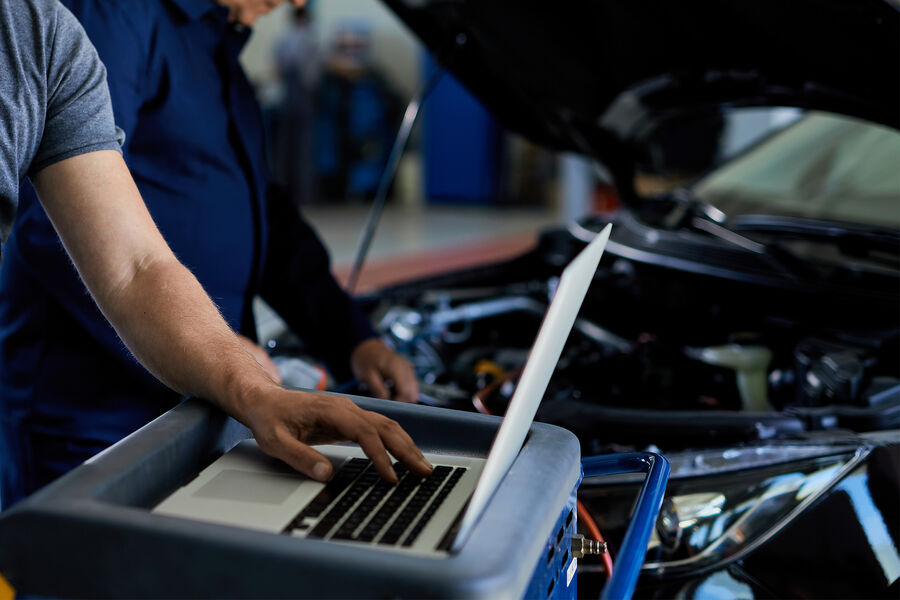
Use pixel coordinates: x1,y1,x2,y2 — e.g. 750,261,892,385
168,0,218,21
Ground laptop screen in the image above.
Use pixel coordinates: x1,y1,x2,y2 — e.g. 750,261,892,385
450,224,611,550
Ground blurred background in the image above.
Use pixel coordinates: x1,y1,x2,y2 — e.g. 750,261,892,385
240,0,797,291
242,0,559,287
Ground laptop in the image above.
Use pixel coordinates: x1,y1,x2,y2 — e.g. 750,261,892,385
154,224,612,557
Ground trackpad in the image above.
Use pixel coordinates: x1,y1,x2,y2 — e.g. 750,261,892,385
193,469,300,505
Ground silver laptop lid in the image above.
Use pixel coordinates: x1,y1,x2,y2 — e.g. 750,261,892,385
451,224,611,551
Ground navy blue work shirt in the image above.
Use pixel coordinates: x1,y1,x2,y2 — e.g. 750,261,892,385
0,0,375,507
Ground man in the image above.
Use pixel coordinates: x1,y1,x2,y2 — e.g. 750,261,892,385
0,0,431,509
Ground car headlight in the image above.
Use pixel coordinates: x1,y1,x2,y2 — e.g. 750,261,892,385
580,442,870,577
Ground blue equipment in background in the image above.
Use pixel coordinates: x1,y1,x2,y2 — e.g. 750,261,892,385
314,70,400,200
423,53,503,205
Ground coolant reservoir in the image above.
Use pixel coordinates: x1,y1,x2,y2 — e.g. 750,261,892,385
685,344,773,411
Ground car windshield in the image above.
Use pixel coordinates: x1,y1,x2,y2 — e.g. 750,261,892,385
692,112,900,231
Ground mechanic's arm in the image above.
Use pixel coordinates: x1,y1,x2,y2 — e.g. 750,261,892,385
349,338,418,404
259,185,418,402
31,150,431,482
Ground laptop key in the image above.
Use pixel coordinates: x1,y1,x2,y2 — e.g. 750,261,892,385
355,469,419,542
309,463,377,538
288,460,466,546
283,458,370,534
378,467,454,546
401,467,466,547
332,477,395,540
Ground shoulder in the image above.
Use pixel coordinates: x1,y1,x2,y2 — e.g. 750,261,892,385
0,1,94,91
1,0,64,45
8,0,63,22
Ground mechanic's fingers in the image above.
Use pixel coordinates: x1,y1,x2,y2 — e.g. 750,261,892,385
373,415,432,477
354,426,399,483
265,431,333,482
359,369,390,400
387,359,419,403
328,402,431,481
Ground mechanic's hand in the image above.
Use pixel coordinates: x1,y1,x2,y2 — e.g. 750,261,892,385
350,338,419,403
237,334,282,385
243,387,432,483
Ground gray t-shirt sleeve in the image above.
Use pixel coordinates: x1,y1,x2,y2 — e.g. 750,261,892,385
29,4,124,175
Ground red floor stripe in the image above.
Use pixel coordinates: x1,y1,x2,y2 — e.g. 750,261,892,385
334,232,538,293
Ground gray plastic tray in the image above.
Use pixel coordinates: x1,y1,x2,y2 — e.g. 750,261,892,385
0,395,581,598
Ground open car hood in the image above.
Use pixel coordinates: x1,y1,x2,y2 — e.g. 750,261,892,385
384,0,899,184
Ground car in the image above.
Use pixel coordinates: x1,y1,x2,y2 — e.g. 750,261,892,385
348,111,900,597
271,1,900,597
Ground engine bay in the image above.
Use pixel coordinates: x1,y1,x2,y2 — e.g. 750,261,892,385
360,228,900,452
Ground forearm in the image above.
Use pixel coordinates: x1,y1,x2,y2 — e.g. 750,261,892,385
29,150,430,482
31,150,271,422
83,253,429,482
97,253,274,418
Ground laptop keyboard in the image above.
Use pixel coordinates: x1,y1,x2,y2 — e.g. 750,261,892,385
282,458,467,549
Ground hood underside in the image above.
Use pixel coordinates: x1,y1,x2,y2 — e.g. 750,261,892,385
385,0,899,173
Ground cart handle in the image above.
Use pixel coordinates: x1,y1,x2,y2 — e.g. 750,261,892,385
582,452,670,600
